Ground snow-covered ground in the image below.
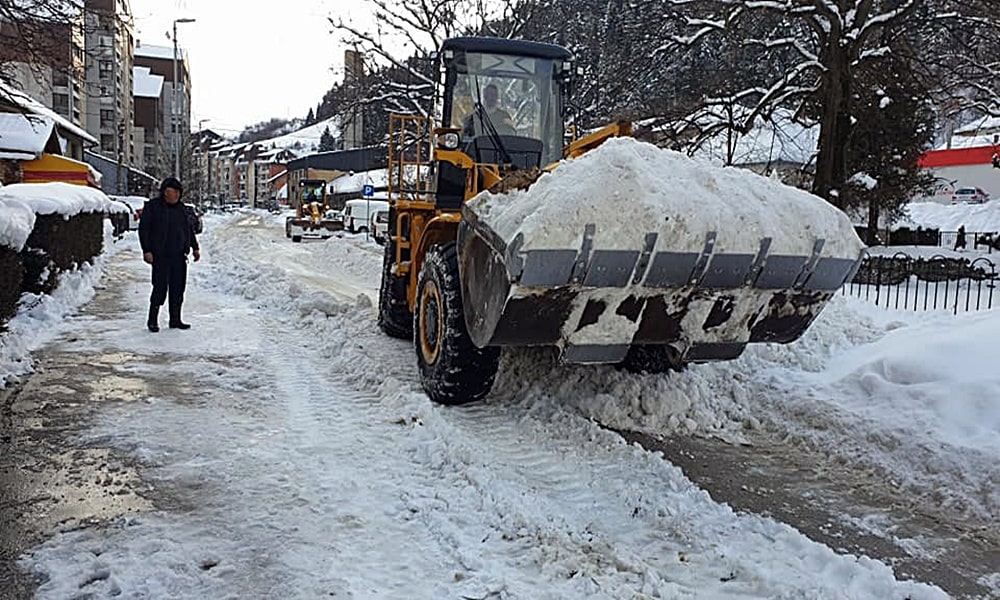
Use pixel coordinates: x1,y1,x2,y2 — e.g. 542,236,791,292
2,204,997,597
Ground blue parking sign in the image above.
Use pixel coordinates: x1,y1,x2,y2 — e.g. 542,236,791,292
362,184,375,197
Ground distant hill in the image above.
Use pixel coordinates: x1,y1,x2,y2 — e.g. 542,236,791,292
224,116,340,158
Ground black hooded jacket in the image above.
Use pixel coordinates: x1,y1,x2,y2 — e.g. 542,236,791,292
139,178,199,257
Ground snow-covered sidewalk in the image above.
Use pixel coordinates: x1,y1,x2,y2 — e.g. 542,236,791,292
0,212,960,598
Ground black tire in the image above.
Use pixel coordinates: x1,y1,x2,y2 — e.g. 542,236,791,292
291,235,302,243
415,243,500,405
378,240,413,340
617,344,687,374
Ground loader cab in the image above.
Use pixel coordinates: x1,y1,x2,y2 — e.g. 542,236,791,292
438,37,572,173
298,179,326,214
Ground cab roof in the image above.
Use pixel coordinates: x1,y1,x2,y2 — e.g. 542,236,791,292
441,37,571,61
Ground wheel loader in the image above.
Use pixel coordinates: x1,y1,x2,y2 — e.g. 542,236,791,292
285,178,342,242
379,36,864,405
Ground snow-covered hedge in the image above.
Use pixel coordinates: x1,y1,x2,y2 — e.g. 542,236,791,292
0,182,115,325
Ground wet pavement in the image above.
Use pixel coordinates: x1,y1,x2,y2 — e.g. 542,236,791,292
0,271,157,599
620,428,1000,599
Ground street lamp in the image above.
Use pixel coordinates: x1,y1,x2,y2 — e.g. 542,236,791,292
172,17,196,178
198,118,210,204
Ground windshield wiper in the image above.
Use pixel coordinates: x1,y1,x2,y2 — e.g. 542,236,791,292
472,79,515,167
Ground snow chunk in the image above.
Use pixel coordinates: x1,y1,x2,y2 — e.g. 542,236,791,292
0,197,36,251
469,137,863,258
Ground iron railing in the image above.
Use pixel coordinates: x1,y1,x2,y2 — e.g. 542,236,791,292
843,251,998,313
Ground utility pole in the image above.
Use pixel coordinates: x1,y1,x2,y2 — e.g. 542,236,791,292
172,18,195,178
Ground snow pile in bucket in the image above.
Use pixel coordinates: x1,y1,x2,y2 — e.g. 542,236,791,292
467,137,864,258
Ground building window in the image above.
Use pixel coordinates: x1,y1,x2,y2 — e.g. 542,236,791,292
53,70,69,87
99,60,112,79
101,134,115,153
52,93,69,115
100,109,114,127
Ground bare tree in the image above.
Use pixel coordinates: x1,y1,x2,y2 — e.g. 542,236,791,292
326,0,531,132
0,0,84,98
659,1,951,208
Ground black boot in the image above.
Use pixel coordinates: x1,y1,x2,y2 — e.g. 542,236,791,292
168,305,191,329
147,305,160,332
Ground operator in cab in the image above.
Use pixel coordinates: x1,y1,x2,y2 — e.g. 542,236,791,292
463,83,515,137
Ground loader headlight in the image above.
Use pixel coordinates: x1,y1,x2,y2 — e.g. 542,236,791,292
438,132,460,150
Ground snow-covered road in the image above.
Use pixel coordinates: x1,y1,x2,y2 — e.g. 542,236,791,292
4,210,996,598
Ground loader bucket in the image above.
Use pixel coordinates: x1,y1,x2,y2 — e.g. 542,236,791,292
457,209,863,366
455,137,866,366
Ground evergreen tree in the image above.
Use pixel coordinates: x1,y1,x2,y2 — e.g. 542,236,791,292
306,108,316,125
844,53,936,243
319,126,337,151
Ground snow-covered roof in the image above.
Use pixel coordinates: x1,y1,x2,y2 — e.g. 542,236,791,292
0,81,97,146
266,170,287,184
954,115,1000,136
0,113,54,160
327,169,388,194
135,44,186,62
935,133,997,151
132,66,164,99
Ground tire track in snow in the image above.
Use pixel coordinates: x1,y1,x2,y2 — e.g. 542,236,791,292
183,212,948,598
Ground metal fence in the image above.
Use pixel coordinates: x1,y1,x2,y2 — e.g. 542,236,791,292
843,251,998,313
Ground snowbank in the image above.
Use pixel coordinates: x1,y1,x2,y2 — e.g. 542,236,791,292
903,201,1000,232
469,137,864,258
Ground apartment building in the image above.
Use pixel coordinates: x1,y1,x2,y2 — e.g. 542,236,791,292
132,66,165,178
83,0,135,164
135,44,192,179
252,147,296,207
0,16,88,130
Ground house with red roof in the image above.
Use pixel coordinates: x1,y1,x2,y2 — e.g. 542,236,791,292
918,117,1000,204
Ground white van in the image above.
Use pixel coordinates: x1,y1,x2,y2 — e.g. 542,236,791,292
371,208,390,244
343,198,389,234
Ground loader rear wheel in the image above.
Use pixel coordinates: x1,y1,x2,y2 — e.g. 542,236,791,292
378,240,412,339
415,243,500,405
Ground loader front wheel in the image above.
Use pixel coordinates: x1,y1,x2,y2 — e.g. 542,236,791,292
415,243,500,405
378,240,412,339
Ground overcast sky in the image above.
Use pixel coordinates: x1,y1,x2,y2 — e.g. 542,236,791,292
129,0,372,136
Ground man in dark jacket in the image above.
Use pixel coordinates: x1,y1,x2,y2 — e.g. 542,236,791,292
138,177,200,331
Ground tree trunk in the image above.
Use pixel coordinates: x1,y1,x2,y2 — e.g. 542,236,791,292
866,199,881,246
813,48,852,209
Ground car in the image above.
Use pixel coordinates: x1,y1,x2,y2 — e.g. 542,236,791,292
951,187,990,204
109,195,148,230
371,209,389,244
184,203,204,234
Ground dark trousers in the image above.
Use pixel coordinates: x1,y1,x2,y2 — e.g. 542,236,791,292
150,253,187,310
